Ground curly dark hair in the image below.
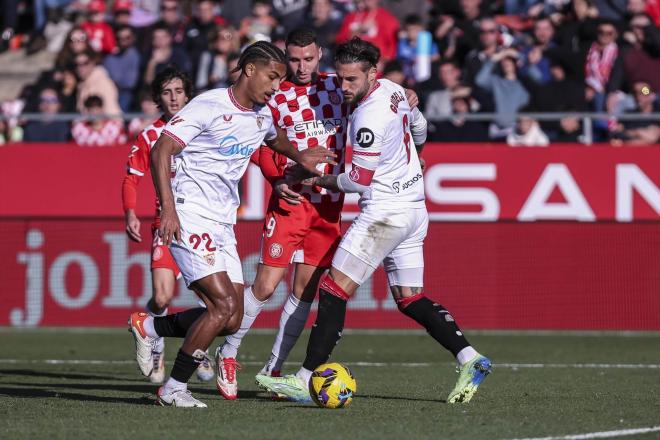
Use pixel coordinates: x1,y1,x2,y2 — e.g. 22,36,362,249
151,66,193,107
334,37,380,71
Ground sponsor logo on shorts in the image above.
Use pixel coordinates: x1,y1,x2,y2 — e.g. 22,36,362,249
204,252,216,266
355,128,374,148
269,243,283,258
152,246,163,261
392,173,422,193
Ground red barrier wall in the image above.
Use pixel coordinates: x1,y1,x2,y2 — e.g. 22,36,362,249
1,143,659,329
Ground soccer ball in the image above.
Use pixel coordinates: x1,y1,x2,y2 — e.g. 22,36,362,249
308,362,357,409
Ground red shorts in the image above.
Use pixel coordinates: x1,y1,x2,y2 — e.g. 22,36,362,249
260,196,341,268
151,224,181,277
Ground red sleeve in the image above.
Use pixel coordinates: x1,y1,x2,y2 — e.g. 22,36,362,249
127,132,150,176
102,24,117,54
122,173,140,212
256,145,285,185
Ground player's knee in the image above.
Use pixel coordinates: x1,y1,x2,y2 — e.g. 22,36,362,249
251,278,277,301
152,282,174,310
206,299,231,329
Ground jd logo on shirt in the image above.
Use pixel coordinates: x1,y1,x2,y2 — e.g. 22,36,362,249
356,128,374,148
218,135,255,157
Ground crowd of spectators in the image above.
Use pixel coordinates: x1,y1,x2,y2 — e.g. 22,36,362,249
0,0,658,146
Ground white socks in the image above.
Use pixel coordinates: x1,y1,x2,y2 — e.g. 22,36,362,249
220,286,267,359
145,307,167,351
265,293,312,374
456,346,478,366
296,367,313,387
163,376,187,394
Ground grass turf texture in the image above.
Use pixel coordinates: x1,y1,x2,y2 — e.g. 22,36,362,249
1,329,659,439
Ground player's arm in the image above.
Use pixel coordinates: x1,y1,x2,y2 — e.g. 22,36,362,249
122,135,151,242
150,134,182,245
253,144,303,205
265,126,337,176
410,107,428,155
150,98,210,245
316,122,383,194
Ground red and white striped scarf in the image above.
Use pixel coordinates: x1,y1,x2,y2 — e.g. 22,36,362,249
585,42,618,93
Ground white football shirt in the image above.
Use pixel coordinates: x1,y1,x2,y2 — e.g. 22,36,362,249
163,87,277,224
349,79,425,208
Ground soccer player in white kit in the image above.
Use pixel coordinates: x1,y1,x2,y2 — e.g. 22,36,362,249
127,41,336,408
257,37,492,404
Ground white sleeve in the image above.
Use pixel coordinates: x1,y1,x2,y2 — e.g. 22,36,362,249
350,111,387,171
410,107,427,146
162,97,216,147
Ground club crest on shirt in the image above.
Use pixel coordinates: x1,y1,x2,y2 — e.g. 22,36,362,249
269,243,283,258
328,90,341,105
256,115,264,129
204,252,215,266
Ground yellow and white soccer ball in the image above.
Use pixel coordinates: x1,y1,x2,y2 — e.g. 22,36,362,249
308,362,357,409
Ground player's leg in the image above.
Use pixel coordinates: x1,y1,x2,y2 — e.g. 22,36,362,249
260,262,326,376
385,209,491,403
260,208,342,376
256,210,403,401
147,267,176,383
155,270,241,408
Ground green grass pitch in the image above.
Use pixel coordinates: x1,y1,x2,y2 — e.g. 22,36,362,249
1,329,659,439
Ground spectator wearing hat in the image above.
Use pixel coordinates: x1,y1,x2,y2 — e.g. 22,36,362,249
104,25,141,112
112,0,134,29
23,87,70,142
71,95,127,147
81,0,117,54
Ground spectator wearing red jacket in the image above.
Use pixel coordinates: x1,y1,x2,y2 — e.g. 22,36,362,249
336,0,399,61
81,0,117,54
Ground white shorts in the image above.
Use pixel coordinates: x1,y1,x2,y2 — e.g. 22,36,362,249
170,210,244,287
333,207,428,285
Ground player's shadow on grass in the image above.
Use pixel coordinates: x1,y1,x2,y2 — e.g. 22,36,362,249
2,381,157,395
0,386,154,405
0,369,145,382
360,393,446,403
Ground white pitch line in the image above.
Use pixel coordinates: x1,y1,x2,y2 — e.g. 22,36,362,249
1,359,660,369
507,426,660,440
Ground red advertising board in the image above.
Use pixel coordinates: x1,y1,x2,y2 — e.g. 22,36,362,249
0,143,658,329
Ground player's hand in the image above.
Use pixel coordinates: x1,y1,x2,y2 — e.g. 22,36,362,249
297,147,337,176
274,179,303,205
159,207,181,246
125,209,142,242
405,88,419,109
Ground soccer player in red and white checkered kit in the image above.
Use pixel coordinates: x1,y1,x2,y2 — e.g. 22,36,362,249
122,67,214,384
214,28,347,399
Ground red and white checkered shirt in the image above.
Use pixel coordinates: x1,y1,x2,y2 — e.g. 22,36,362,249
72,119,127,147
125,116,168,223
268,73,349,205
